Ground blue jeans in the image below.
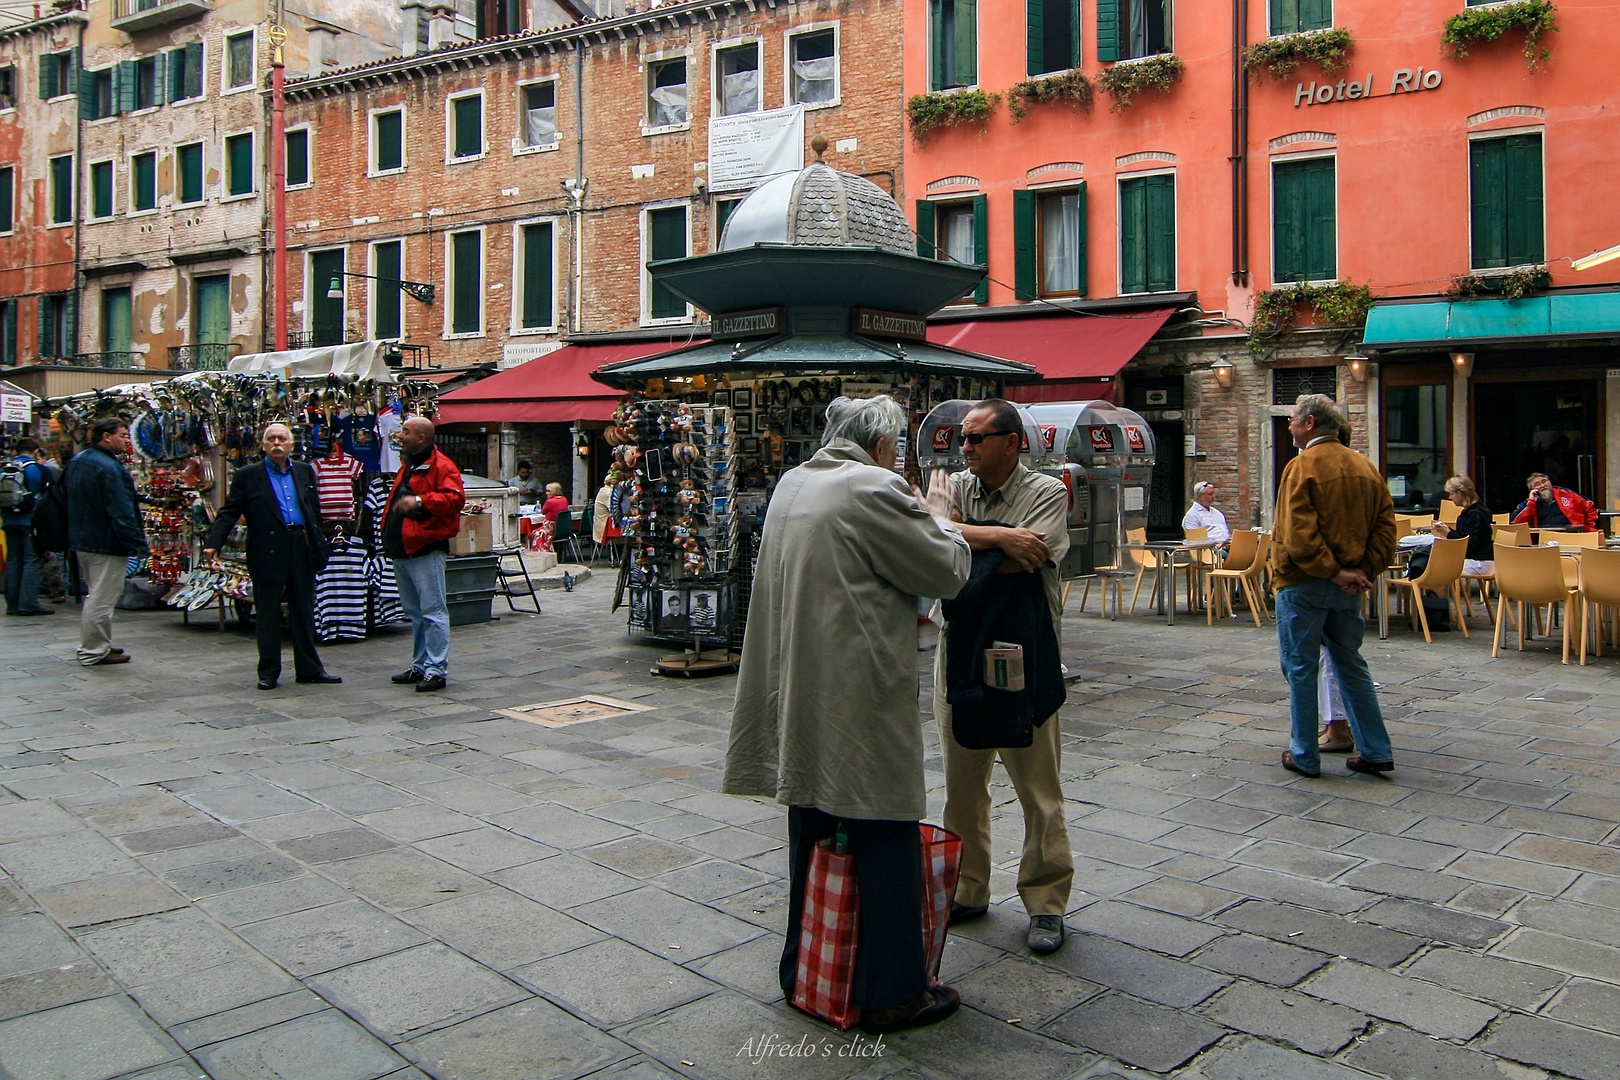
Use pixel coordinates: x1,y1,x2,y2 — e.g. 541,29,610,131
3,525,47,613
394,550,449,678
1275,577,1392,773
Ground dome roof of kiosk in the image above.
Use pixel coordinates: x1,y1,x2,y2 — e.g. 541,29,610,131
719,162,915,256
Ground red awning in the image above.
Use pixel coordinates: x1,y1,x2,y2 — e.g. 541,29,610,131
433,339,706,425
925,307,1176,381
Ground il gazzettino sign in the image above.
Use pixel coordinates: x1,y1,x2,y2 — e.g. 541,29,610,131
1293,67,1444,107
708,104,805,192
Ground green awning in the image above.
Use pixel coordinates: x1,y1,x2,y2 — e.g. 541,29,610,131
592,335,1037,389
1363,291,1620,350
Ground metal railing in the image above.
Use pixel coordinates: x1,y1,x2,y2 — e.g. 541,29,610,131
70,352,141,370
112,0,212,22
285,329,363,349
167,342,241,371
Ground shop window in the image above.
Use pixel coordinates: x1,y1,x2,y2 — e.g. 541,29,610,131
1273,156,1336,284
518,221,555,330
916,197,988,304
38,49,75,100
1027,0,1078,77
226,30,254,90
1014,186,1087,298
1119,173,1175,293
372,240,403,340
449,229,483,335
102,287,132,354
81,67,116,120
717,42,761,116
1470,133,1544,270
449,91,483,160
285,128,310,188
1271,365,1335,404
48,154,73,225
1383,382,1448,513
225,133,253,197
90,160,114,219
929,0,978,90
0,166,12,233
1097,0,1171,62
645,206,689,321
646,56,689,129
372,108,404,173
131,152,156,212
176,142,203,205
0,64,14,110
1269,0,1331,36
167,42,204,103
518,82,558,149
788,27,837,106
38,293,74,358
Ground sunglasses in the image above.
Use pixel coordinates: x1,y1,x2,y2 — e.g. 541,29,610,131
962,429,1018,445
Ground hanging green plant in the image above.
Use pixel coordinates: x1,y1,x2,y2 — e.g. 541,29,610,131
1097,55,1186,113
906,89,1001,145
1242,28,1355,81
1006,69,1095,123
1445,266,1550,301
1247,280,1374,357
1441,0,1558,71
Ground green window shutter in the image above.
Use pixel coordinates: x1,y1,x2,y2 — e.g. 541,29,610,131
1470,138,1507,269
62,293,76,358
1013,189,1037,300
1071,0,1081,67
1270,0,1298,36
454,96,482,158
715,198,739,243
103,288,132,353
77,65,96,120
178,144,202,204
376,111,402,171
929,0,944,90
91,161,112,218
1273,160,1306,282
1120,177,1145,293
956,0,978,87
971,192,988,303
38,53,56,100
1096,0,1119,62
117,60,136,112
648,208,687,319
309,250,344,346
373,241,402,339
1505,134,1544,266
1300,0,1332,31
227,134,252,196
166,49,182,103
522,223,554,328
134,154,155,211
36,295,47,356
184,42,202,99
1305,157,1336,280
286,130,309,187
1075,180,1088,296
915,199,937,258
0,168,12,232
49,156,72,223
1146,174,1175,291
1026,0,1044,77
452,231,481,333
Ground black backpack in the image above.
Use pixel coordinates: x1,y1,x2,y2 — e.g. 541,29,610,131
30,466,69,553
0,459,36,513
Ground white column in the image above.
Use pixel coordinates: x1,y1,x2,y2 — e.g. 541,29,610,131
571,422,589,506
1452,365,1470,478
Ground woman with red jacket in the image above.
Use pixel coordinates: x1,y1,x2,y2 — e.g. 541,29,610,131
1512,472,1597,531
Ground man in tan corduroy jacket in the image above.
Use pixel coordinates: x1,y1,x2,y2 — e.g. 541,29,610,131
1271,394,1397,779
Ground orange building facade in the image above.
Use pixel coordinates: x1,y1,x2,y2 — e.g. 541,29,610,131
903,0,1620,532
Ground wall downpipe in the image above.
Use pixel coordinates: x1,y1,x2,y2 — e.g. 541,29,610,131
269,22,288,351
1230,0,1250,287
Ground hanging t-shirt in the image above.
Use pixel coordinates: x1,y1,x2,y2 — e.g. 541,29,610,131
340,413,383,472
313,541,370,642
313,451,363,521
376,409,404,474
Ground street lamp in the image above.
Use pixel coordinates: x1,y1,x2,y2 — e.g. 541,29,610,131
326,271,436,305
1450,351,1475,378
1345,351,1371,383
1571,243,1620,272
1212,355,1235,389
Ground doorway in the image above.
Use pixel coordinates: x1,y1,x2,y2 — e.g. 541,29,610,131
309,250,345,346
194,275,230,370
1272,416,1300,499
1146,419,1183,539
1475,379,1601,518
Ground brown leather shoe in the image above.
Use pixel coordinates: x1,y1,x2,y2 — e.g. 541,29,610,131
1346,755,1395,775
92,653,131,665
859,986,960,1035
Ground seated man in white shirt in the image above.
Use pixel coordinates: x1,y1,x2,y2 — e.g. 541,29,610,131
1182,481,1232,554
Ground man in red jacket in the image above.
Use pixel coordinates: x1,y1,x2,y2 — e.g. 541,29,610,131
1512,472,1598,532
385,416,465,691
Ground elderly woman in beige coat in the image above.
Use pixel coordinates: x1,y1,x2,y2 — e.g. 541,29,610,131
725,395,970,1035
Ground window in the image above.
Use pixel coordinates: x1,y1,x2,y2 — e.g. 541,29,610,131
225,132,253,197
517,222,555,330
129,56,159,110
82,66,115,120
102,287,132,355
176,142,203,205
1273,156,1336,283
48,155,73,224
645,206,689,321
929,0,978,90
916,197,988,303
1119,173,1176,293
285,128,310,188
788,27,838,106
372,240,403,340
1383,381,1448,514
646,56,689,129
1098,0,1171,62
372,108,404,173
131,152,156,212
1027,0,1078,76
167,42,203,103
716,42,761,116
39,293,73,358
0,166,12,233
1270,0,1331,35
1014,185,1088,298
38,49,75,100
715,196,745,244
90,160,114,219
0,64,14,110
518,82,557,149
1471,133,1544,270
449,230,483,335
449,92,483,160
225,30,254,90
0,299,15,365
309,250,344,346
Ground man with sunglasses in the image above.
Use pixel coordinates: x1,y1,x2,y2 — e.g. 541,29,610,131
934,399,1073,954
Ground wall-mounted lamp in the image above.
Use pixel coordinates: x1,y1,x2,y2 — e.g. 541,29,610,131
574,431,591,458
1345,352,1370,383
1571,242,1620,272
1211,355,1235,389
326,271,436,305
1450,351,1475,379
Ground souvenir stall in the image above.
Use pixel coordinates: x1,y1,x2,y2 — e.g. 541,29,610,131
591,150,1040,668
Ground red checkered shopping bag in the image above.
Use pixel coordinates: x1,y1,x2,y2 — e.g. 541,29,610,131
919,824,963,987
792,837,861,1029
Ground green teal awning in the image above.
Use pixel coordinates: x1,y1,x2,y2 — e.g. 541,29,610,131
1363,291,1620,350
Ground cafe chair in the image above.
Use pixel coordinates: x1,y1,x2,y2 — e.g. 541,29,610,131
1207,530,1269,627
1494,523,1530,548
1557,531,1602,549
1492,513,1511,525
1183,526,1216,609
1382,536,1470,644
1436,501,1461,525
1492,543,1579,664
1393,516,1416,542
551,509,583,564
1579,548,1620,665
1459,565,1496,625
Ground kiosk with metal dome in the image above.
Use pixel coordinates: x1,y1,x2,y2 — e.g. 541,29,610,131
595,140,1040,664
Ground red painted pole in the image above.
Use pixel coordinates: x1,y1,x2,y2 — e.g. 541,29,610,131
270,28,287,352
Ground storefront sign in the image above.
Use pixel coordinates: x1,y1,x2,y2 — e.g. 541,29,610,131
852,308,928,341
840,380,892,399
1293,67,1443,108
712,307,785,340
0,394,30,424
708,104,805,193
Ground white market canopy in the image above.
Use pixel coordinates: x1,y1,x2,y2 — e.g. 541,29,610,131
225,341,397,384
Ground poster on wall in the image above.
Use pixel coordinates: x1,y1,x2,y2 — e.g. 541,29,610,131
708,104,806,193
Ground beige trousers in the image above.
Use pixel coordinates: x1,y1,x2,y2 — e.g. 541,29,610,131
933,643,1073,916
76,552,127,665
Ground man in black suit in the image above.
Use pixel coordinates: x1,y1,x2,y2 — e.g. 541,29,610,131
204,424,341,691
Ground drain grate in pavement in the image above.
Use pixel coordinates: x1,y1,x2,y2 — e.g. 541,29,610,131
495,695,652,727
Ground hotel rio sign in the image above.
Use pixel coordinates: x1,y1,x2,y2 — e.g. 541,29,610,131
1293,67,1443,107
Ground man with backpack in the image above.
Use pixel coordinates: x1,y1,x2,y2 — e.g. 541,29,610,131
1,438,52,616
65,419,148,665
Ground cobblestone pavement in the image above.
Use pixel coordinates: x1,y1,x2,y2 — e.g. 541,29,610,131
2,580,1620,1080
